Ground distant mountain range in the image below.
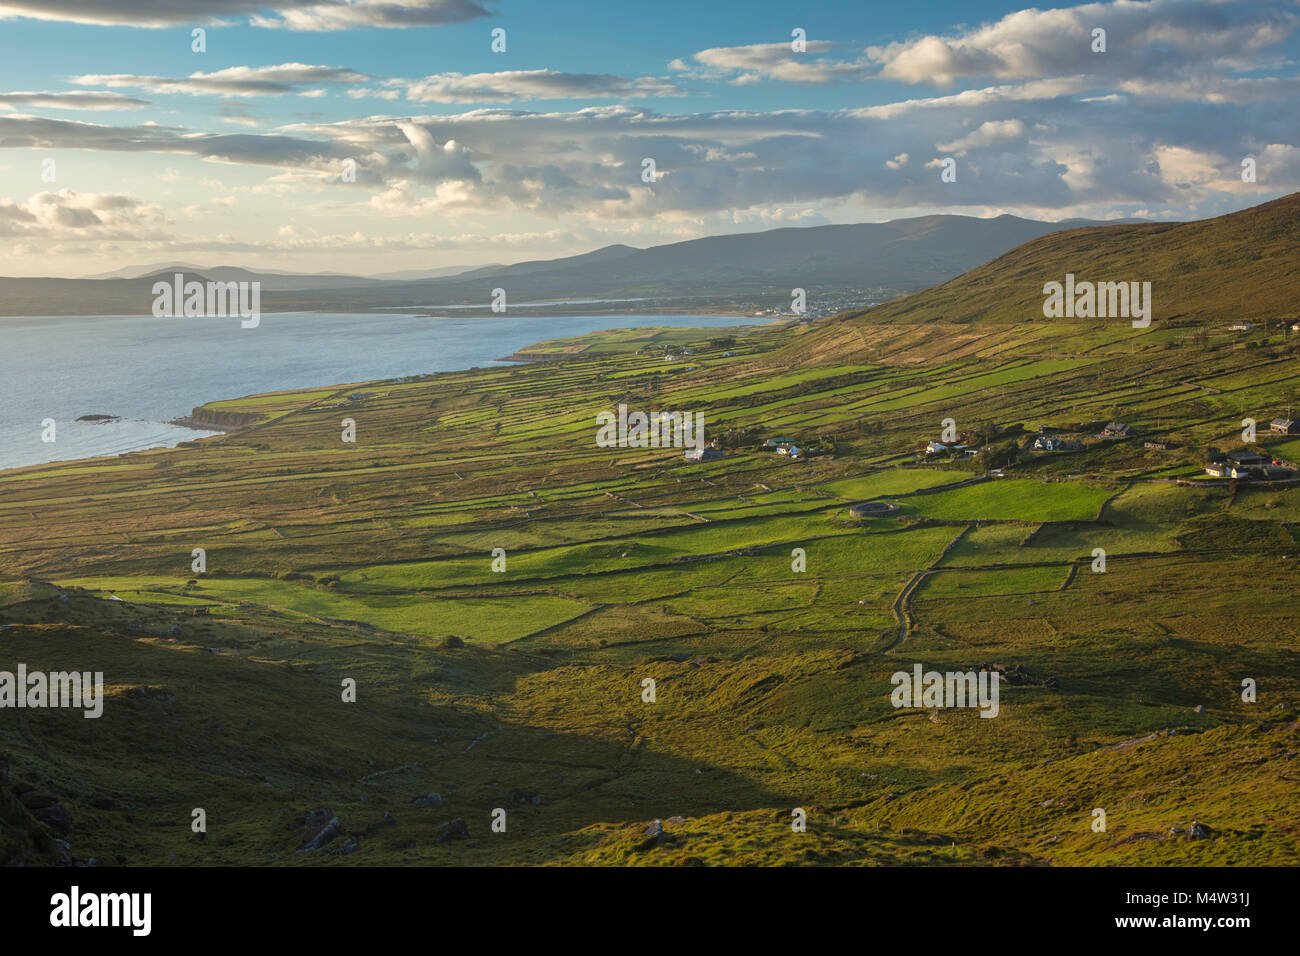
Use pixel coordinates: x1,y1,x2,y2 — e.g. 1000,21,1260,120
0,213,1123,316
83,262,491,288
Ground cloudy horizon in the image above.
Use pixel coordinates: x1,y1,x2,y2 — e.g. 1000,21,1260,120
1,0,1297,277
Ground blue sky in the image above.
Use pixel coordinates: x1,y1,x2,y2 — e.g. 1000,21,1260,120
0,0,1297,276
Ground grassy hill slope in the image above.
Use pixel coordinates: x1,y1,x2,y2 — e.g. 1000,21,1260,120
3,197,1299,866
827,191,1300,330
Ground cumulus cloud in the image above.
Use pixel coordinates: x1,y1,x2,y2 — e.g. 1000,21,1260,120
869,0,1299,85
369,178,478,215
10,70,1297,227
393,123,480,184
0,189,166,238
936,119,1026,154
3,0,1300,243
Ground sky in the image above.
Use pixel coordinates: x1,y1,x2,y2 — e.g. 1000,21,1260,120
0,0,1297,277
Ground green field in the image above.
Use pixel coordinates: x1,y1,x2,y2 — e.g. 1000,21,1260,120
3,196,1300,866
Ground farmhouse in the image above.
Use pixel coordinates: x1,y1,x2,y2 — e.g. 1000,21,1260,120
1101,422,1133,438
1208,449,1290,479
1033,436,1080,451
683,447,724,462
1270,418,1300,435
1144,440,1175,450
1230,322,1254,331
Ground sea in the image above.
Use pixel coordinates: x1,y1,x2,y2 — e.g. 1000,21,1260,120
0,311,766,472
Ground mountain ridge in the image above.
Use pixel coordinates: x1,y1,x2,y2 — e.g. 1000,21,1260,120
0,212,1143,316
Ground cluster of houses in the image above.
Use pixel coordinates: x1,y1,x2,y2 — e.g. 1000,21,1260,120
1205,449,1293,480
1031,434,1083,452
1200,419,1300,478
924,440,981,458
763,437,805,461
634,345,696,362
920,427,981,459
1224,320,1300,333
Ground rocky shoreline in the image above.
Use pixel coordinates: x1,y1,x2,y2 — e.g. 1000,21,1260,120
169,406,261,432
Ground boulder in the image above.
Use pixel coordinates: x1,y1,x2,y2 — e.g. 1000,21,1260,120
300,816,342,851
435,818,470,843
411,793,443,807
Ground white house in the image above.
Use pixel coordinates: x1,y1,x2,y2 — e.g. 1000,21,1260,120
684,447,723,462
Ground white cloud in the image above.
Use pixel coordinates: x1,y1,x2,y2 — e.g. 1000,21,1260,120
936,119,1026,154
0,90,149,110
74,63,370,97
680,41,872,85
0,0,493,31
0,188,166,238
869,0,1299,86
393,69,688,103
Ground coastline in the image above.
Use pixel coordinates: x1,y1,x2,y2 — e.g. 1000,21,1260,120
166,415,239,433
2,312,779,474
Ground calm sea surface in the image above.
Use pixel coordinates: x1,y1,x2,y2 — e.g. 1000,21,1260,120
0,311,765,471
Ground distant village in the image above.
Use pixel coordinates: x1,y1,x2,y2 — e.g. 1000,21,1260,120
917,418,1299,482
627,337,1300,483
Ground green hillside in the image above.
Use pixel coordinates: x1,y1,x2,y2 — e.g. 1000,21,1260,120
2,196,1299,866
826,191,1300,331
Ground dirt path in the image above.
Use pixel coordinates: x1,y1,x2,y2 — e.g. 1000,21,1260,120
886,524,972,651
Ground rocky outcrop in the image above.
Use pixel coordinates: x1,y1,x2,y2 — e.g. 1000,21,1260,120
172,406,261,431
435,818,469,843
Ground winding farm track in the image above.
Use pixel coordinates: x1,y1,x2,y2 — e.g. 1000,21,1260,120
886,523,972,651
